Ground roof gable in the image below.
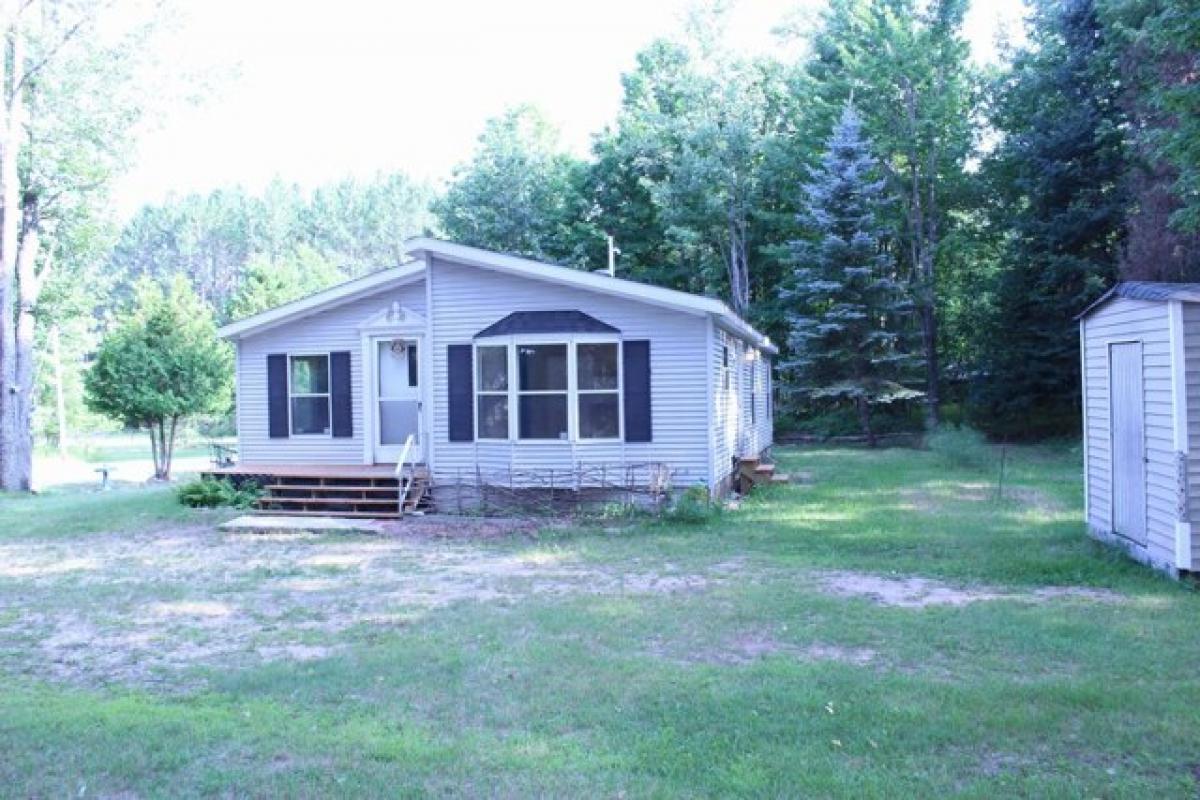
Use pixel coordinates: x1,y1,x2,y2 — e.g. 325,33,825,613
1077,281,1200,319
218,238,776,353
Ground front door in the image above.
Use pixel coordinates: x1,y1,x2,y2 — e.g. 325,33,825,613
374,337,422,463
1109,341,1147,545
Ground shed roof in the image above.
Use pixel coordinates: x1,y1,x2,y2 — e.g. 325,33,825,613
1077,281,1200,319
475,310,620,338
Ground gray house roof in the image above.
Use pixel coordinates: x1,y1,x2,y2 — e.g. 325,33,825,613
1077,281,1200,319
475,310,620,338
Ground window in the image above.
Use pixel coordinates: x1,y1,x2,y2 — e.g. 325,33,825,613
406,343,419,387
518,344,568,439
473,339,624,442
289,354,330,435
577,342,620,439
722,344,730,390
476,345,509,439
749,357,757,425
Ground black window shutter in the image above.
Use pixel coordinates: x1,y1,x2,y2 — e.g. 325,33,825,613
330,351,353,438
623,340,652,442
267,354,289,438
448,344,474,442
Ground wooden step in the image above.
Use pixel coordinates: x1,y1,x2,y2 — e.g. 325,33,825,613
250,509,403,519
264,484,401,494
260,497,401,507
771,474,791,484
754,464,776,475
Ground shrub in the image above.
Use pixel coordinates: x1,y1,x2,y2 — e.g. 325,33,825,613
664,484,719,524
925,425,994,472
177,477,261,509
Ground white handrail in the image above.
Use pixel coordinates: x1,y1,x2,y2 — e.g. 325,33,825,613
395,434,415,515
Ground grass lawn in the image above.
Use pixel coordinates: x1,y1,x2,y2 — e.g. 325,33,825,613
1,443,1198,797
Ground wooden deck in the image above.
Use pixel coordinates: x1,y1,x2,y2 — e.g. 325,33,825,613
204,463,411,479
201,463,431,518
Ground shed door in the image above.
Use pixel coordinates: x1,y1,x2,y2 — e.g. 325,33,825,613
1109,342,1147,545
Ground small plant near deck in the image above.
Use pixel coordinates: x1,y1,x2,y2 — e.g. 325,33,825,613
663,484,719,524
177,476,261,509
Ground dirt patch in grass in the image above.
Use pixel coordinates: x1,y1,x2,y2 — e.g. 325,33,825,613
0,523,741,690
652,629,877,667
819,571,1125,608
901,482,1066,514
378,515,544,540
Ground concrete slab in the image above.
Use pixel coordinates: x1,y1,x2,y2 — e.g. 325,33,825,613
219,515,386,535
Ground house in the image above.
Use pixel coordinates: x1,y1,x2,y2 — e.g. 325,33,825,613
214,238,777,516
1077,282,1200,576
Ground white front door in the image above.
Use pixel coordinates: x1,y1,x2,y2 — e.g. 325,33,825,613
373,336,423,463
1110,341,1146,545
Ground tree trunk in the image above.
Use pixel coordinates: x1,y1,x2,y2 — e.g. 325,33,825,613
51,325,67,455
148,422,161,479
10,193,40,490
161,415,178,481
0,5,24,491
856,396,876,448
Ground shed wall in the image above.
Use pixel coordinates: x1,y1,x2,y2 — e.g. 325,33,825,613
1180,302,1200,564
1082,297,1178,568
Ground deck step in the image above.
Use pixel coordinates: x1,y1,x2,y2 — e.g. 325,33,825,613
249,509,404,519
754,463,776,475
262,489,398,494
259,497,401,507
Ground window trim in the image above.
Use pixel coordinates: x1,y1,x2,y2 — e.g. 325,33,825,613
287,352,333,438
472,334,624,443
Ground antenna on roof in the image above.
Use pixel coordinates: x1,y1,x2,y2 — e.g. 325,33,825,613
606,234,620,277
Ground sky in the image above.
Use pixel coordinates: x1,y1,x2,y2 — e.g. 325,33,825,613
112,0,1027,218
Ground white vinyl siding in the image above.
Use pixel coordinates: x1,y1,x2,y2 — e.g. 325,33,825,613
1081,297,1178,568
1181,302,1200,563
235,281,426,464
429,257,712,489
708,325,773,493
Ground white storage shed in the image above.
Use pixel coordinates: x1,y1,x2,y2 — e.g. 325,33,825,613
1078,282,1200,576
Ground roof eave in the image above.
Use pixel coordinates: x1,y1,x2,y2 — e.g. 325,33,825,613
217,261,426,340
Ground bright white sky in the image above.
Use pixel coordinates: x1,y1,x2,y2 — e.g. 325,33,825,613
112,0,1026,217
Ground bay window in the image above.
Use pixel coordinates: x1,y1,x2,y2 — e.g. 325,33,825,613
576,343,620,439
476,345,510,440
474,339,623,441
518,344,569,439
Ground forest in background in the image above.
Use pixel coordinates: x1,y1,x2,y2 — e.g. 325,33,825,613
10,0,1200,471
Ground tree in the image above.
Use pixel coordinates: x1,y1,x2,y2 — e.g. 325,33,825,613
975,0,1127,437
434,105,598,266
802,0,976,427
85,278,232,481
0,0,172,490
225,245,344,321
1101,0,1200,278
783,104,921,444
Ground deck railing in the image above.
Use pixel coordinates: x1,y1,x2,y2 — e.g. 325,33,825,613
395,434,416,515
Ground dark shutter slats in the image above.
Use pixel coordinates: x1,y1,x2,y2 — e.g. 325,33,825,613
448,344,474,442
330,351,353,438
623,340,652,442
267,354,289,438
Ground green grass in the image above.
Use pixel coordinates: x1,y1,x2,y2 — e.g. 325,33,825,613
1,443,1198,797
0,483,227,540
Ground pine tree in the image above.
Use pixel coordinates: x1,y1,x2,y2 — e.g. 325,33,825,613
975,0,1126,437
783,104,921,444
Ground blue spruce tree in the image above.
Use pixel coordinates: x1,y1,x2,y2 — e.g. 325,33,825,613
783,104,921,445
